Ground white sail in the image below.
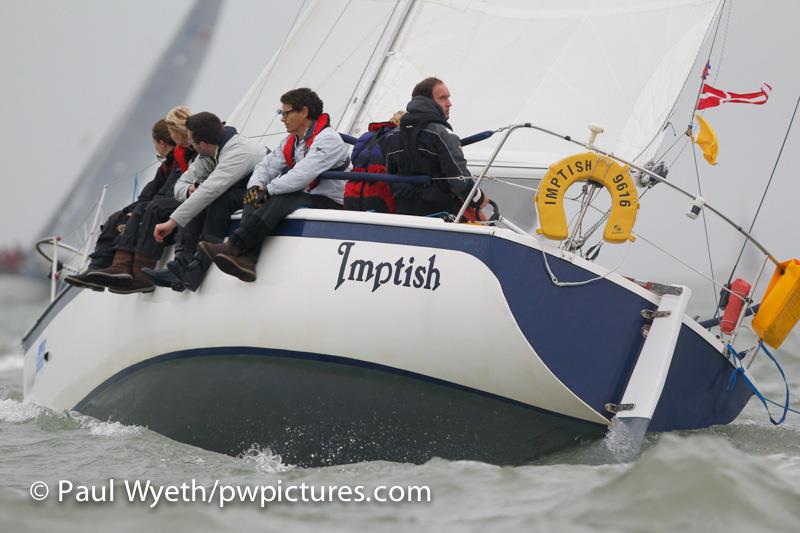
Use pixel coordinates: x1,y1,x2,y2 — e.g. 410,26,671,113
352,0,722,168
226,0,404,143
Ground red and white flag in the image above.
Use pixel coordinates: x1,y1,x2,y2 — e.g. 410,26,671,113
697,83,772,110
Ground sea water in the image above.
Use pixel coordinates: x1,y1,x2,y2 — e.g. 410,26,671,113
1,277,799,532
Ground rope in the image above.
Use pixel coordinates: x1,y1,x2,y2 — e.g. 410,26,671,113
726,341,791,425
765,397,800,417
653,126,684,164
536,234,634,287
726,94,800,284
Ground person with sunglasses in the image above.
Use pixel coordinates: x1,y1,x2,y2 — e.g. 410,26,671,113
197,87,349,282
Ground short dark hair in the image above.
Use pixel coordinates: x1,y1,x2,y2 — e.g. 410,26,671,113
152,119,175,146
185,112,224,144
280,88,323,119
412,77,444,99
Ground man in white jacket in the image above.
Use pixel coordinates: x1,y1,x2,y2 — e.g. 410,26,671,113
198,88,349,282
153,111,265,290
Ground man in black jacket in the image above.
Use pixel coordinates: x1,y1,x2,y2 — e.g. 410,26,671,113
385,77,488,217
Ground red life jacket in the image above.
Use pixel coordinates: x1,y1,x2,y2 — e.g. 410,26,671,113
173,145,190,172
282,113,331,192
343,121,396,213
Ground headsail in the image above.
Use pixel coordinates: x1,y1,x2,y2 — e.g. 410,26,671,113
227,0,405,139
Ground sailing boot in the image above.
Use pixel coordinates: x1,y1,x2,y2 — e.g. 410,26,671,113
86,250,134,288
110,255,157,294
141,256,188,292
64,262,107,292
199,239,256,283
180,252,213,292
198,239,241,261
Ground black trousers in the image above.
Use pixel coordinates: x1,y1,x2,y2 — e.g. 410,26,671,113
232,191,341,261
180,184,246,249
88,209,130,268
393,183,460,216
116,197,181,259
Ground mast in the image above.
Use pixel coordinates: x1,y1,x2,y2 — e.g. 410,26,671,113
336,0,416,134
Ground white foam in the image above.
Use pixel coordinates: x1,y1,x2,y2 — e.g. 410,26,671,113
0,398,42,422
0,355,23,372
76,416,145,437
239,445,293,473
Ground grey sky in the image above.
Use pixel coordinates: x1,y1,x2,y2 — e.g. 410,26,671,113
1,0,797,270
0,0,298,248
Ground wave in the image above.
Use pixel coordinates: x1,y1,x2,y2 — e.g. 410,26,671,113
555,434,800,530
238,444,294,473
0,398,42,422
71,414,146,437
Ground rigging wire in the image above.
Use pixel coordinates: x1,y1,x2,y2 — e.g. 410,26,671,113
690,138,720,310
686,0,728,126
292,0,352,86
53,159,159,248
725,94,800,283
240,0,308,133
334,2,404,130
632,0,729,164
257,0,353,140
711,0,733,87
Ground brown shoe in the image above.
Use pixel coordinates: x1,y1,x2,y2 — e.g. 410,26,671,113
110,254,156,294
199,239,241,261
87,250,134,287
213,253,257,282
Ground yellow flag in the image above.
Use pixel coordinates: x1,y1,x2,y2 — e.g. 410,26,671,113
694,114,718,165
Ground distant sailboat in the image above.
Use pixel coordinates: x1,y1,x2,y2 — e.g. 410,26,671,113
37,0,222,243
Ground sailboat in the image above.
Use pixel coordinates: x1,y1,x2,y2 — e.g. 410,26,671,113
21,0,799,467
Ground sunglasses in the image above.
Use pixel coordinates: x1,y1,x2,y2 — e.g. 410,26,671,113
276,108,299,119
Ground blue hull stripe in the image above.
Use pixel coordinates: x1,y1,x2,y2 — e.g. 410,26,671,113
29,216,752,430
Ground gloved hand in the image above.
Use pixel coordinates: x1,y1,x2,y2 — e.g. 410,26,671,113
244,186,268,207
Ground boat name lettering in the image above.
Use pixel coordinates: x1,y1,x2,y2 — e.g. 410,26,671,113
335,242,441,292
544,158,593,204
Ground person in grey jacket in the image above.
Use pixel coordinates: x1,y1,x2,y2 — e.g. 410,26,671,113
198,88,348,283
385,77,488,218
153,111,266,290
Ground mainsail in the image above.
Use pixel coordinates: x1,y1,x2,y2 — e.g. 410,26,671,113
228,0,721,173
38,0,223,243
